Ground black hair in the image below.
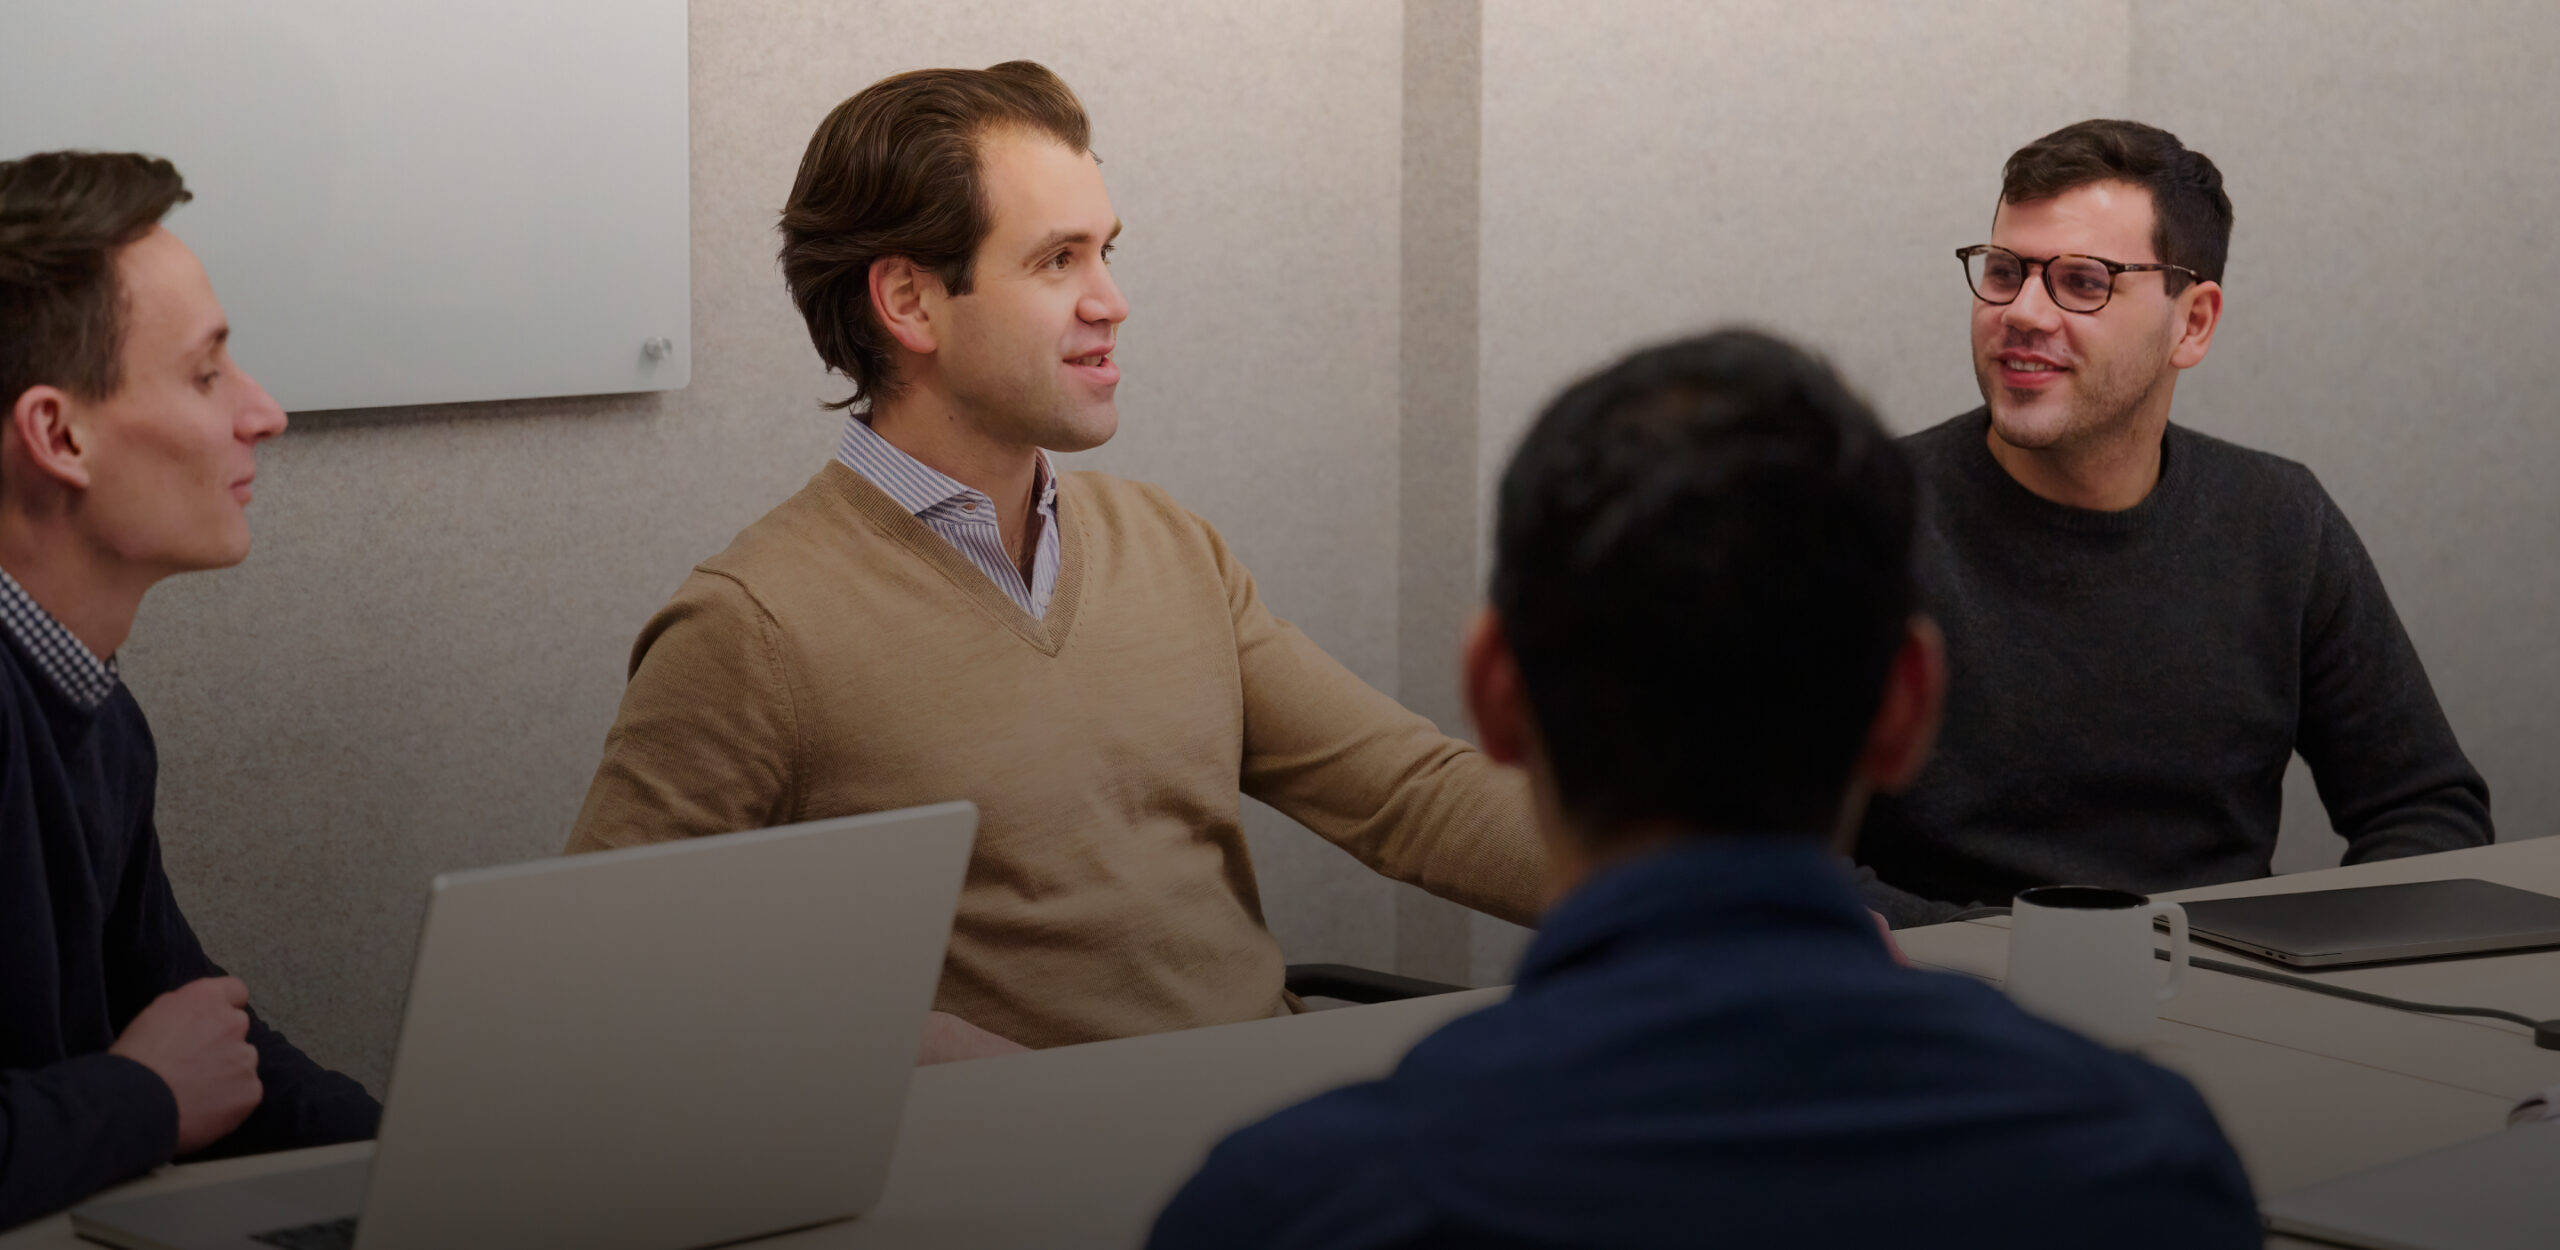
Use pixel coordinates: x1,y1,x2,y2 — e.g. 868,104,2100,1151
2002,119,2232,289
1490,328,1918,840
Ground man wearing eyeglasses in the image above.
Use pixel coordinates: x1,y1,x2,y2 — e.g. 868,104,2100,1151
1853,119,2491,928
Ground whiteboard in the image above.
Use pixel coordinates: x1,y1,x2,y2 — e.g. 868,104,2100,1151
0,0,690,411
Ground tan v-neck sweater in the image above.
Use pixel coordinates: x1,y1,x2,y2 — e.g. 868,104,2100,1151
567,463,1543,1048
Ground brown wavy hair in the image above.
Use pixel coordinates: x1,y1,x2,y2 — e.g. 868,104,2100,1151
778,61,1091,409
0,150,193,409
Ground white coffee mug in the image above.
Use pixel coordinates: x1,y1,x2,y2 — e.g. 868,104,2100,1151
2004,885,2189,1049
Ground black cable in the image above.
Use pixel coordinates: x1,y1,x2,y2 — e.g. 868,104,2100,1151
1943,906,2560,1051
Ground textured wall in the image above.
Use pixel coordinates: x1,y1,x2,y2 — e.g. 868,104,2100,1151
2128,0,2560,872
118,0,1410,1092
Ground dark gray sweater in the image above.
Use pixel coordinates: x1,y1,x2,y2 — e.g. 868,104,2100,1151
1856,409,2492,927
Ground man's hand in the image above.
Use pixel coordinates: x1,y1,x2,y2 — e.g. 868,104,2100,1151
1872,910,1909,966
109,976,263,1155
917,1010,1030,1066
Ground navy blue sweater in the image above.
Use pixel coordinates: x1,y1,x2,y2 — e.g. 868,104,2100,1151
0,634,377,1230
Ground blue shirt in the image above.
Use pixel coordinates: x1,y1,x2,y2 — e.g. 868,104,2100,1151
1150,835,2257,1249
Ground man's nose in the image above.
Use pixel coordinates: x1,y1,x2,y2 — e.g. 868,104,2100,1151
2002,267,2064,333
1081,267,1129,326
236,370,288,442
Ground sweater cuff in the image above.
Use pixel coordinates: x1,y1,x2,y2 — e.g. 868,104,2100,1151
0,1052,178,1231
73,1051,181,1167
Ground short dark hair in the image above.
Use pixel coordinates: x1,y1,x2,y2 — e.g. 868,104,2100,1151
778,60,1091,410
2001,119,2232,290
0,150,193,410
1490,329,1918,840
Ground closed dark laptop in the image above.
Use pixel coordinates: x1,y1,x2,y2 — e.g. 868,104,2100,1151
2182,878,2560,968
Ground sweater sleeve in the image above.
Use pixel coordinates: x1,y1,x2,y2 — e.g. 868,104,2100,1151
565,570,800,853
181,1009,377,1162
2294,484,2492,862
1850,864,1969,929
104,812,379,1159
0,1052,176,1230
1199,516,1546,927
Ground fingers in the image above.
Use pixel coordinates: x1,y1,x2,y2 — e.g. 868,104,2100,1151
190,976,252,1009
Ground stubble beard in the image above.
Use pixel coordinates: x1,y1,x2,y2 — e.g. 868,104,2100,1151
1976,336,2170,459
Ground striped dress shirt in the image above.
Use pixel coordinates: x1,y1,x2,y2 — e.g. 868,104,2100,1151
833,415,1062,620
0,566,118,710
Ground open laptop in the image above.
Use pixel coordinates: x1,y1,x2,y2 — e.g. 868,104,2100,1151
72,802,978,1250
2181,878,2560,968
2261,1120,2560,1249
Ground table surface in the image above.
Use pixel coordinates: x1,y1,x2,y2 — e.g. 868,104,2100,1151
12,835,2556,1250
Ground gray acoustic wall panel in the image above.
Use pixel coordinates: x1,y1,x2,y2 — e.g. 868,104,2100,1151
2129,0,2560,872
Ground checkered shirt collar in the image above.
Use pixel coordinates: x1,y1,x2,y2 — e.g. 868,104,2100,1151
0,566,119,710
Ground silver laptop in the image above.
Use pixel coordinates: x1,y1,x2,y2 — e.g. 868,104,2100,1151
2181,878,2560,968
71,802,978,1250
2261,1120,2560,1249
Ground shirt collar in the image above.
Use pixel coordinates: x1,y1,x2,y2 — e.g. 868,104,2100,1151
1516,833,1886,987
0,566,120,710
836,415,1057,521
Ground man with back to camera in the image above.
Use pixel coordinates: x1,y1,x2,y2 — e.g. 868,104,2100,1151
566,61,1544,1060
1855,119,2491,927
0,151,378,1227
1149,329,2258,1249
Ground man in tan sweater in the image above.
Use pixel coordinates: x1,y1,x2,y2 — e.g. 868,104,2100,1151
566,62,1542,1059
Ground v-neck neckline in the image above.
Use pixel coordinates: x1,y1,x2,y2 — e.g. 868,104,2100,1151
821,461,1085,656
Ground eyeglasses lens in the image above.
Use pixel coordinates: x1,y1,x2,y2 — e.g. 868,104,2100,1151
1969,250,2025,301
1966,249,2116,312
2047,258,2116,311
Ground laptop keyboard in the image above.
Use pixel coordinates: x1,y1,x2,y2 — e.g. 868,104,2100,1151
250,1216,358,1250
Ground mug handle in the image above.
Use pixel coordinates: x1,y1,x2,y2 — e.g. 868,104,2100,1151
2149,901,2189,1003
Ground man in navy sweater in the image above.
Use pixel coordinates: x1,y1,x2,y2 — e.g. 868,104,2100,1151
1149,331,2256,1248
0,151,377,1229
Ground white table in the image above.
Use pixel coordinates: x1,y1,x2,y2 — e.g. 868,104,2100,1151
11,837,2555,1249
1896,836,2560,1248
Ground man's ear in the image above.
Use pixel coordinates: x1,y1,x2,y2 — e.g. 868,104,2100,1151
7,385,92,493
1461,606,1534,767
868,255,942,357
2169,279,2221,369
1855,615,1946,793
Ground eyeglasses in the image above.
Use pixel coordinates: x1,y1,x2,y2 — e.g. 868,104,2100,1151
1955,244,2201,314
